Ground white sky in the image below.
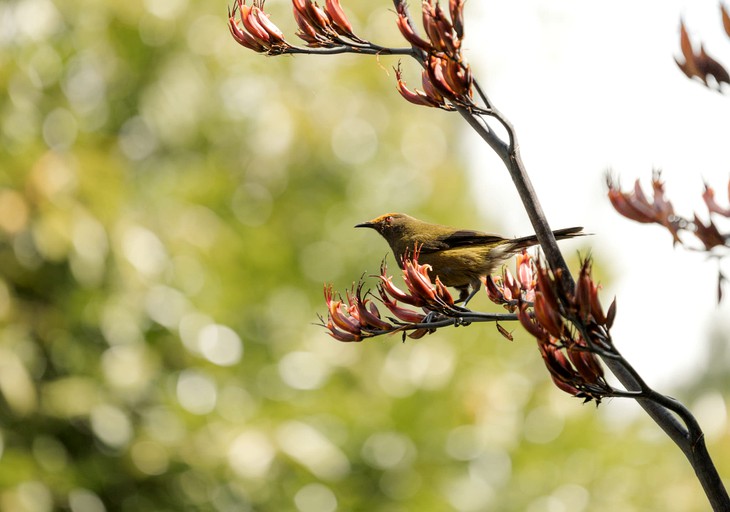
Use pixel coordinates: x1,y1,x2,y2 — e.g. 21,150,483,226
464,1,730,389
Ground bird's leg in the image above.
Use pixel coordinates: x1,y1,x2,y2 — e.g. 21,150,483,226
421,310,442,324
460,285,480,307
456,286,470,304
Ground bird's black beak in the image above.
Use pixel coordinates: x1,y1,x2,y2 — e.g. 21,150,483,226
354,221,374,229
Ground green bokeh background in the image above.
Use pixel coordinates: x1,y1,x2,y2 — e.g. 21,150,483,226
0,0,728,511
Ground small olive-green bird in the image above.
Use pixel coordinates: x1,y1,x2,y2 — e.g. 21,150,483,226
356,213,583,304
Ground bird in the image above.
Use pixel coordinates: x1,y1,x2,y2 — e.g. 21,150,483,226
355,212,584,305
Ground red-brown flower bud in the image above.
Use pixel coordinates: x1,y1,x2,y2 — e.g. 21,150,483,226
693,215,726,250
395,64,450,109
229,14,267,52
449,0,464,39
377,287,427,324
533,292,564,339
355,283,393,331
325,0,354,36
402,259,437,303
434,276,454,306
326,319,361,342
703,183,730,217
293,9,320,44
325,286,360,334
606,298,617,329
568,342,604,385
484,275,504,304
607,184,656,224
518,303,546,340
376,259,424,307
396,4,432,51
253,5,286,42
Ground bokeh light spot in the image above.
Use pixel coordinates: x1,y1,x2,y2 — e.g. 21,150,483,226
17,481,52,512
198,324,243,367
294,483,337,512
176,370,217,415
90,404,132,449
0,347,37,416
12,0,62,43
361,431,416,470
71,214,108,262
42,377,98,418
228,430,275,479
42,108,77,150
63,53,107,116
443,473,496,512
29,151,77,201
0,189,29,234
121,226,168,278
145,285,189,328
68,488,106,512
101,344,155,393
276,421,350,481
278,351,330,390
553,484,590,512
131,440,169,476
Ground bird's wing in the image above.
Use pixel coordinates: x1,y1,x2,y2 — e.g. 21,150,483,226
418,229,507,253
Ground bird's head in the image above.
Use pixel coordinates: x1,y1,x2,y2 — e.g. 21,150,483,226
355,213,414,244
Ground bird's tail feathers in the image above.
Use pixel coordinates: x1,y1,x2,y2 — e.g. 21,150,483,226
504,226,585,253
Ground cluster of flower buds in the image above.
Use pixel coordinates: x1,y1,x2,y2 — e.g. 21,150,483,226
323,282,394,342
322,250,463,342
292,0,363,46
485,251,536,313
228,0,477,108
395,62,455,111
608,173,730,252
228,0,363,54
499,253,615,403
394,0,474,109
675,11,730,92
381,249,460,307
607,172,681,243
228,0,292,54
609,173,730,300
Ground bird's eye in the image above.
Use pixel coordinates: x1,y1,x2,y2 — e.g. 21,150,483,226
385,216,393,224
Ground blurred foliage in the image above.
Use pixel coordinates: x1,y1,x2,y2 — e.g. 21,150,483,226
0,0,728,511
